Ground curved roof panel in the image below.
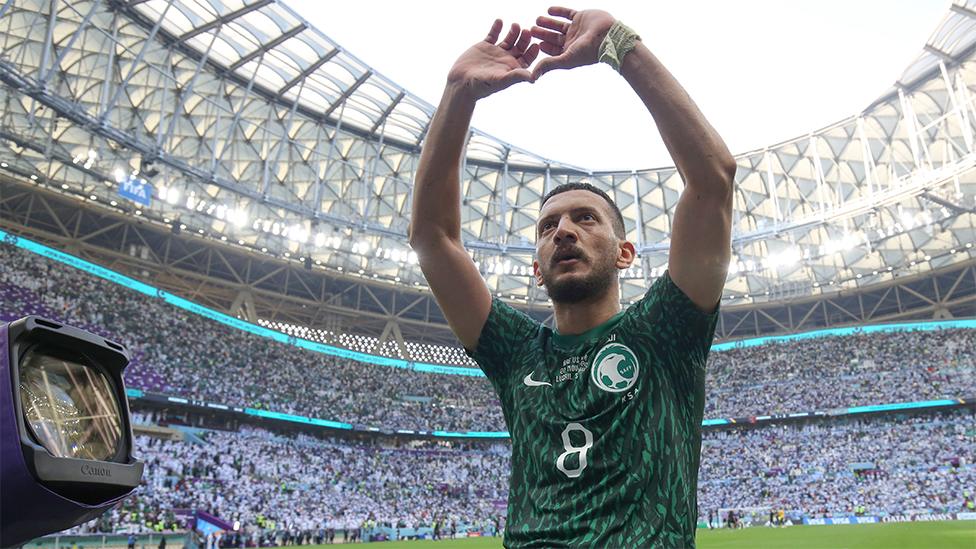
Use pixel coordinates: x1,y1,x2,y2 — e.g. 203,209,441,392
129,0,583,170
881,0,976,103
0,0,972,311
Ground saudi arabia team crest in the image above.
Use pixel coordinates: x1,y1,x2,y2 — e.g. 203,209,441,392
590,342,639,393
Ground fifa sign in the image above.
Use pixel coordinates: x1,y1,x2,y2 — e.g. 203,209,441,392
118,176,153,207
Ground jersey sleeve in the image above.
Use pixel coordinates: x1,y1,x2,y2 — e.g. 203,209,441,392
630,270,720,392
464,297,540,383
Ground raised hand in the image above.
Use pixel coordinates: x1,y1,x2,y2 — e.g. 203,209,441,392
447,20,541,101
530,7,615,79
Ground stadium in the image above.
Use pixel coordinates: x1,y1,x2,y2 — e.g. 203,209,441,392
0,0,974,548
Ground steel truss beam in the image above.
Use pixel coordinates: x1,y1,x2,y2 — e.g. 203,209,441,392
176,0,273,44
0,0,974,341
2,176,972,365
276,49,340,100
228,24,307,72
0,175,464,348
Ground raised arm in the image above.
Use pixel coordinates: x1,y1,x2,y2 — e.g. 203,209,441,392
531,7,736,312
407,21,539,351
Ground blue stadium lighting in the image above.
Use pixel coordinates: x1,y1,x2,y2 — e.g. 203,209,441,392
5,229,970,439
243,408,353,430
2,228,974,377
432,431,510,438
711,317,976,351
845,399,958,415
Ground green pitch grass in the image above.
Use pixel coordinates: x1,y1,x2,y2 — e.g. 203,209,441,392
304,521,974,549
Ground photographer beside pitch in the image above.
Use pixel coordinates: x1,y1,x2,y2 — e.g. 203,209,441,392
408,6,735,548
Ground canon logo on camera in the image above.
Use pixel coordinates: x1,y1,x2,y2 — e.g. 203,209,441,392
80,464,112,478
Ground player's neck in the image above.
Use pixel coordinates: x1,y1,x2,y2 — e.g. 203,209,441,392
552,289,622,336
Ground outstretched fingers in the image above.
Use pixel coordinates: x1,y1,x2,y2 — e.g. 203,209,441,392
536,15,570,33
520,43,541,68
547,6,577,20
530,26,564,47
512,26,532,55
497,23,521,50
529,7,578,80
484,19,503,44
480,18,544,82
538,41,562,57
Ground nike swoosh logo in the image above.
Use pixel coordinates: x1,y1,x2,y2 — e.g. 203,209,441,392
523,373,552,387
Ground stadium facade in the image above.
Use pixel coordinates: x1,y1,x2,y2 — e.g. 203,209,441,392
0,0,974,366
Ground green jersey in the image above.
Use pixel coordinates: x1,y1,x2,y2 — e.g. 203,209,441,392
467,271,718,548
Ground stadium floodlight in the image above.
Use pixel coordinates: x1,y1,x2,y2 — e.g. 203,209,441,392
0,316,143,547
847,232,861,250
899,208,915,230
766,247,801,270
229,209,247,228
72,149,97,169
288,225,309,244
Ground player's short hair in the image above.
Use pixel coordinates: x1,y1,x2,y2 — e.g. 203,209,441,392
540,182,627,239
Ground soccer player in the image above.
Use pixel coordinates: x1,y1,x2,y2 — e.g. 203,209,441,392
408,6,735,548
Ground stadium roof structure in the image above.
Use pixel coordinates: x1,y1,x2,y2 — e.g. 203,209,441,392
1,0,975,360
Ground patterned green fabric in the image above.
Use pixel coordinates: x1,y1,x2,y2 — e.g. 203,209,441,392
466,271,719,548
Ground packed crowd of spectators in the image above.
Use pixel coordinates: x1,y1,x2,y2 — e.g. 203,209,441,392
1,243,973,433
69,409,973,537
4,243,972,537
705,330,975,417
77,421,508,539
0,244,504,432
698,410,975,518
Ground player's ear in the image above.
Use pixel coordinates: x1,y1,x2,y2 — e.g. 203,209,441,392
533,260,545,287
615,240,636,269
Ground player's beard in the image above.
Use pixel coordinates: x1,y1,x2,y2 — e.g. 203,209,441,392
540,242,618,304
